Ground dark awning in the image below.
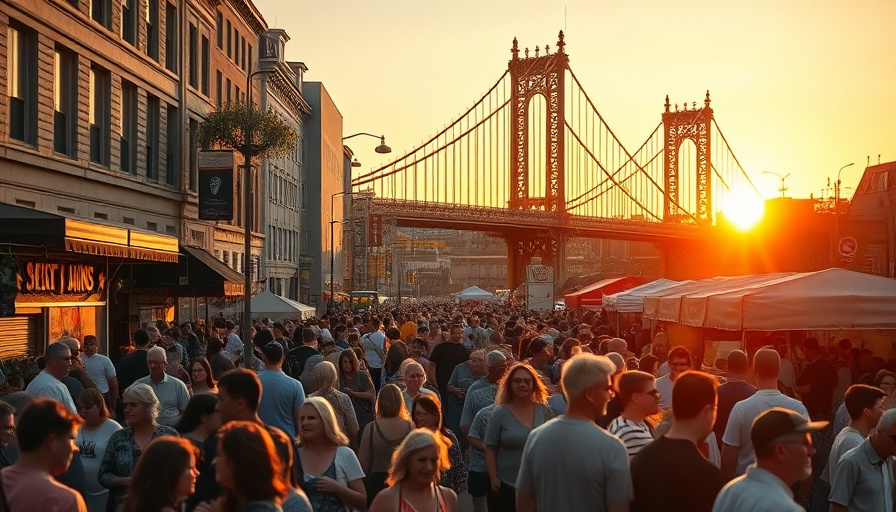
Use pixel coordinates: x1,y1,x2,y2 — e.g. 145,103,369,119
0,203,178,262
181,246,245,296
130,246,244,297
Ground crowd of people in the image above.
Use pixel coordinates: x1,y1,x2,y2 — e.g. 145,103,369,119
0,299,893,512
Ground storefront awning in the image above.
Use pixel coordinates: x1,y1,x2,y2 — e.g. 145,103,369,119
0,203,179,262
182,246,245,296
129,246,245,297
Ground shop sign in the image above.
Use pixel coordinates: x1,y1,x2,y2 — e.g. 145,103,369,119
369,215,383,247
838,236,858,263
198,151,235,221
17,262,105,295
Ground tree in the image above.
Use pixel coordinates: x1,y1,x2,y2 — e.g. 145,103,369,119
197,101,298,159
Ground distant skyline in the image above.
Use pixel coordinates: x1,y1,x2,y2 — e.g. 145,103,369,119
257,0,895,202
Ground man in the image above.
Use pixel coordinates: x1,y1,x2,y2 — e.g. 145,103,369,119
135,347,190,426
285,327,321,380
146,325,162,347
0,401,16,468
714,350,756,446
712,408,827,512
57,337,98,392
360,318,386,389
460,351,508,435
464,315,490,350
596,352,626,428
26,342,77,413
223,320,243,360
80,334,119,412
608,337,635,359
468,404,497,512
775,338,796,396
516,354,632,512
794,338,838,421
257,341,306,437
722,347,810,481
656,345,690,410
189,369,299,510
430,322,470,397
179,321,205,361
630,371,724,512
813,384,885,512
608,370,660,458
117,329,150,392
0,398,87,511
828,408,896,512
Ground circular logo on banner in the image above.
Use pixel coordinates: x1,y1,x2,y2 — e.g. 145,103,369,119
838,236,858,262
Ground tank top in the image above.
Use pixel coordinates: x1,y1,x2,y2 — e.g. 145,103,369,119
300,458,343,512
397,483,447,512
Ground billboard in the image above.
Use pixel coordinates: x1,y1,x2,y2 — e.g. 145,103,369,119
198,151,235,221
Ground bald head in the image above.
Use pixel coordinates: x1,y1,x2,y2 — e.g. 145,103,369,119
877,408,896,431
753,347,781,379
727,350,749,375
606,352,626,375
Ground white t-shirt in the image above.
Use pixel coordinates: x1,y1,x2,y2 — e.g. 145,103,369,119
302,445,365,511
821,426,865,484
80,353,116,394
778,358,796,389
26,371,77,412
656,374,674,409
363,331,385,368
721,389,810,476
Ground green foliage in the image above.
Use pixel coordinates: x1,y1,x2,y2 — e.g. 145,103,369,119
197,101,299,159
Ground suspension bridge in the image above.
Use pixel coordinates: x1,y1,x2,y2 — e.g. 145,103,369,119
349,31,760,288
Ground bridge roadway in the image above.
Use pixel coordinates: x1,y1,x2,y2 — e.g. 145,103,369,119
367,199,715,244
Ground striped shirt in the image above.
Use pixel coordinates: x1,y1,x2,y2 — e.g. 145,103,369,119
608,416,654,458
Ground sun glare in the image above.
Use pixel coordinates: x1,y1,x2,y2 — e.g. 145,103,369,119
720,188,765,231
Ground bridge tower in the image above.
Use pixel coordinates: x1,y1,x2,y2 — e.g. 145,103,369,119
506,31,569,289
662,92,714,224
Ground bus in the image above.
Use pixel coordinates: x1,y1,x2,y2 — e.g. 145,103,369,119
349,290,380,313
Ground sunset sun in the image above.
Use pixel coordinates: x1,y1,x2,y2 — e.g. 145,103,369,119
720,188,766,231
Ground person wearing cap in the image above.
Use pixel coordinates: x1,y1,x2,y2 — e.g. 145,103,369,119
829,408,896,512
257,341,306,437
712,407,827,512
721,347,810,481
630,371,723,512
516,354,631,512
608,337,634,359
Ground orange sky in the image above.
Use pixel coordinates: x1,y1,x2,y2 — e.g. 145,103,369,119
257,0,895,202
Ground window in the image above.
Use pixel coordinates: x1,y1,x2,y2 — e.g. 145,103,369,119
164,2,177,72
216,12,223,48
233,33,239,66
146,94,160,180
188,118,198,191
225,78,231,103
201,36,210,95
53,46,77,156
188,23,197,88
89,64,110,165
248,43,253,72
122,0,137,46
226,19,231,58
145,0,159,60
234,85,240,102
242,37,247,70
120,80,137,173
92,0,111,28
165,104,178,186
7,22,37,145
215,70,222,107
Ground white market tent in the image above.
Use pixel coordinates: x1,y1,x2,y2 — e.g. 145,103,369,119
458,286,495,301
602,278,684,313
643,268,896,331
229,289,317,320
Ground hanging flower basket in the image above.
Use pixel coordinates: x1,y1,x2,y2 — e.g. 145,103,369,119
0,253,20,317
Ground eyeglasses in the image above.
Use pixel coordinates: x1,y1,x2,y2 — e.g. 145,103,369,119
639,389,661,397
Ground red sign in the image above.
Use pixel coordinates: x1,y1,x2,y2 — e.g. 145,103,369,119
838,236,858,262
369,215,383,247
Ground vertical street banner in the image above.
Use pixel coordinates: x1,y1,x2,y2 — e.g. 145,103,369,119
198,151,235,221
369,215,383,247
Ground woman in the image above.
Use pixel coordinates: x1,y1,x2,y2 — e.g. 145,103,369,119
402,360,436,413
175,393,221,448
411,394,466,494
382,342,410,387
77,388,123,512
191,357,219,394
121,436,199,512
409,338,436,383
484,362,552,512
195,421,289,512
309,361,360,444
99,383,180,509
297,397,367,511
337,349,376,441
358,384,416,505
369,429,458,512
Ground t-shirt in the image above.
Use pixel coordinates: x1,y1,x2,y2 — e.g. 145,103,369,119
516,416,632,512
26,371,77,412
796,357,838,420
134,373,190,426
285,346,321,380
302,445,365,485
656,374,673,409
460,378,496,430
429,342,468,395
468,405,496,473
258,369,306,437
607,416,654,458
483,403,552,486
80,353,117,394
714,379,757,445
0,465,87,511
721,389,810,477
821,426,864,484
77,418,122,512
116,349,149,392
630,436,724,512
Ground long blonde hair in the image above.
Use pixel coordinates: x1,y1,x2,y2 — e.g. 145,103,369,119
387,428,450,486
299,396,349,447
494,363,548,405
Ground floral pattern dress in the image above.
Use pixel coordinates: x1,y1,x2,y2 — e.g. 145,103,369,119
98,424,179,507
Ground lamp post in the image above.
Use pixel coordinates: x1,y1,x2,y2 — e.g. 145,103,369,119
833,162,855,266
762,171,791,198
343,132,391,154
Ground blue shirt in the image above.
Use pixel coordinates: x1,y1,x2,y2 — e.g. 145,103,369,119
258,369,306,437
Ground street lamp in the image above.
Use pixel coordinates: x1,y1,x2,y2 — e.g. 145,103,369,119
343,132,392,154
833,162,855,265
762,171,791,198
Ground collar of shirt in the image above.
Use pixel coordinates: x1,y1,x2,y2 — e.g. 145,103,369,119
861,439,885,465
745,466,795,499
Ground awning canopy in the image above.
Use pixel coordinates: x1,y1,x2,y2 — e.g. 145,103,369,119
0,203,178,262
228,289,316,320
130,246,244,297
564,276,646,310
458,286,495,301
602,278,684,313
